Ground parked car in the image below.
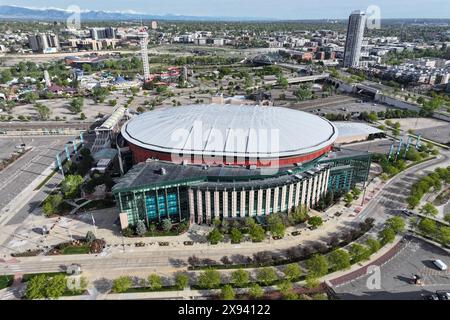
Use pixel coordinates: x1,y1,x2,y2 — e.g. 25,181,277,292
432,259,447,271
423,294,439,300
436,290,450,300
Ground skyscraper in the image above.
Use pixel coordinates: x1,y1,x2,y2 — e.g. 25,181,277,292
343,10,366,68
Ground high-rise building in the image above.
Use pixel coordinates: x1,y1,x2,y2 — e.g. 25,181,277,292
343,10,366,68
28,33,59,52
90,27,116,40
151,21,158,30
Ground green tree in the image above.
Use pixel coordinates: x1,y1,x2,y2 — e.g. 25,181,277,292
277,280,293,296
378,226,396,245
306,254,328,278
34,103,52,120
267,214,286,237
349,243,371,263
69,97,83,114
112,276,132,293
328,249,351,272
420,203,438,216
60,174,84,199
248,283,264,299
230,227,243,244
308,216,323,229
207,228,224,244
304,276,320,289
220,285,236,300
249,224,266,242
439,226,450,246
407,195,420,209
418,218,437,235
161,218,172,232
136,220,147,236
283,263,302,281
231,269,250,287
148,274,163,290
45,274,67,299
386,216,405,234
256,267,278,286
175,273,189,290
444,213,450,224
344,193,354,206
42,194,63,216
198,269,221,289
366,238,381,254
26,274,48,299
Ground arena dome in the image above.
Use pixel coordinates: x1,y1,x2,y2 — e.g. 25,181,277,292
121,104,338,167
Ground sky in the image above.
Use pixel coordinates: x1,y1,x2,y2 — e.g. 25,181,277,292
2,0,450,20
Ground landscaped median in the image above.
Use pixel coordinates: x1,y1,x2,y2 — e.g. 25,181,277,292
82,217,407,301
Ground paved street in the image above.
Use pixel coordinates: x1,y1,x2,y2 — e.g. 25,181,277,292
0,136,69,212
334,237,450,300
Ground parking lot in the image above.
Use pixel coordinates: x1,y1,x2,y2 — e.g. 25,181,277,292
333,237,450,300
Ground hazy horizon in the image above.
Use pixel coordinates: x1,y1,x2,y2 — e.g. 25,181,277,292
2,0,450,20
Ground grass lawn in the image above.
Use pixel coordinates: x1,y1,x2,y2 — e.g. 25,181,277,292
61,245,90,255
0,275,14,290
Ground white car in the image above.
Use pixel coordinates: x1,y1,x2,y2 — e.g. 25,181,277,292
432,259,447,271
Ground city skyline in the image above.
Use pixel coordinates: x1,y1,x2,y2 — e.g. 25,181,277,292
2,0,450,20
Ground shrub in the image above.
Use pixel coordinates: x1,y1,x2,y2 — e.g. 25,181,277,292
198,269,221,289
256,267,278,286
220,285,236,300
112,276,132,293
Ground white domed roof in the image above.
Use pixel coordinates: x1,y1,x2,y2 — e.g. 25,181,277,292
122,104,337,158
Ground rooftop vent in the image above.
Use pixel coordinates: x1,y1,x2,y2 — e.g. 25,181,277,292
159,168,167,175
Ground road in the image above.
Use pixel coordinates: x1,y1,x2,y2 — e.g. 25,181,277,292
0,136,69,214
333,236,450,300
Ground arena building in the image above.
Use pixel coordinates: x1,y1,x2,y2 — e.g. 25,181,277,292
113,104,371,229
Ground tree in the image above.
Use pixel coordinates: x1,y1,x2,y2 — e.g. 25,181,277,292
198,269,221,289
34,103,52,120
45,274,67,299
420,203,438,216
220,285,236,300
231,269,250,287
308,216,323,229
352,187,362,198
148,274,163,290
378,226,396,245
85,231,96,245
69,97,83,114
249,224,266,242
248,283,264,299
61,174,84,199
161,218,172,232
328,249,351,272
444,213,450,224
349,243,371,263
277,280,293,296
407,195,420,209
230,227,243,244
80,112,86,120
386,216,405,234
439,226,450,246
267,214,286,237
256,267,278,286
136,220,147,236
283,263,302,281
366,238,381,254
42,194,63,216
418,218,437,235
344,193,354,206
175,273,189,290
207,228,224,244
304,276,320,289
112,276,132,293
26,274,48,299
306,254,329,278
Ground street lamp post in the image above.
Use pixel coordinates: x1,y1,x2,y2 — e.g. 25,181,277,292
90,213,97,237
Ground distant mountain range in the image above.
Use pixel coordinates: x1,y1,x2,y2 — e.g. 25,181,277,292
0,5,274,21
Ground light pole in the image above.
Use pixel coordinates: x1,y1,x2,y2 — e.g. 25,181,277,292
90,212,97,237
